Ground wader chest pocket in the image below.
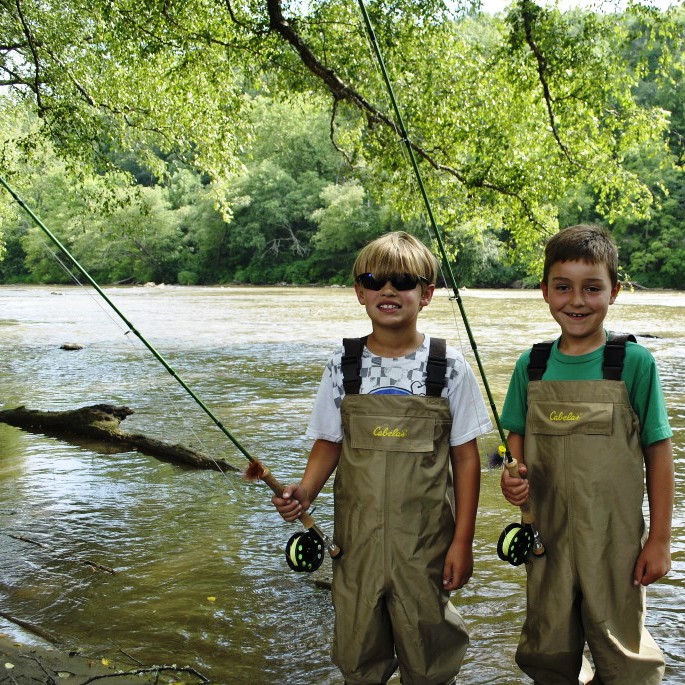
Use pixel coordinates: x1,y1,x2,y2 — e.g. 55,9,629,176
528,401,613,436
349,414,436,453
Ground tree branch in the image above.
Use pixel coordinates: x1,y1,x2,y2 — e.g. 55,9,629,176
12,0,43,109
263,0,543,226
520,0,579,167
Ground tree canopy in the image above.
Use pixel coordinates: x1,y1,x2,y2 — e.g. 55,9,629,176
1,0,684,287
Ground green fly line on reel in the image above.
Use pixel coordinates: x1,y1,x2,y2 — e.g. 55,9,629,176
285,529,325,572
497,522,534,566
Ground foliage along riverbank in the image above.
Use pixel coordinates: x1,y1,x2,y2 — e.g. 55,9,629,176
1,3,684,291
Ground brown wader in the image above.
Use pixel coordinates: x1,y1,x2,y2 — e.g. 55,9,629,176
518,379,665,685
331,393,469,685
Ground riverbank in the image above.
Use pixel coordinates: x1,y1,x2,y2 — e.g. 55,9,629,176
0,634,209,684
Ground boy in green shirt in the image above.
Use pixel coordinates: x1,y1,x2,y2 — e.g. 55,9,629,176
500,224,674,684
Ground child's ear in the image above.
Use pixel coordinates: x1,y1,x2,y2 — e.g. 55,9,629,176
420,283,435,307
540,281,549,302
609,281,621,304
355,282,366,305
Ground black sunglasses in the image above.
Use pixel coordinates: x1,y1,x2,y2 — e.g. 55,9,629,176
355,273,429,291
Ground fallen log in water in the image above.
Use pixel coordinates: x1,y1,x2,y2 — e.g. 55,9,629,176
0,404,238,472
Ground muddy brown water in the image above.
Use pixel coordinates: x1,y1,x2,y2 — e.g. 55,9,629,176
1,285,683,684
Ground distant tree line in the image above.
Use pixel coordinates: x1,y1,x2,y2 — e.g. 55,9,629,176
0,1,683,289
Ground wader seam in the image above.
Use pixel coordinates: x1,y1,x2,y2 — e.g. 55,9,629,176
565,432,580,582
561,433,575,577
383,443,391,589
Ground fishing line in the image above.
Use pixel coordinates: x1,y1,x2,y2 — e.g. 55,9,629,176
356,0,544,563
21,209,242,498
355,12,510,549
0,174,341,571
353,10,485,432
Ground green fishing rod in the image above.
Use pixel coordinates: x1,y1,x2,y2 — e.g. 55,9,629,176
0,174,340,571
356,0,544,563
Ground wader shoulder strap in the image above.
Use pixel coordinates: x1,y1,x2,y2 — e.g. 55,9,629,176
425,337,447,397
341,336,367,395
341,336,447,396
527,341,555,381
602,332,637,381
527,333,638,382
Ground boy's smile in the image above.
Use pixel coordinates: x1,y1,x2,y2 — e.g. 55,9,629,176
356,279,431,320
355,275,435,353
541,259,620,354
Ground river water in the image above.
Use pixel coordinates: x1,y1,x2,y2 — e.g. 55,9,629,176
0,285,683,684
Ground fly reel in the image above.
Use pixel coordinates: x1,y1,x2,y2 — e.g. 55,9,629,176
497,522,534,566
285,529,325,572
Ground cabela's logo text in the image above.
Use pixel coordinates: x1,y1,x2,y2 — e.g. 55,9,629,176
373,425,408,438
549,410,581,422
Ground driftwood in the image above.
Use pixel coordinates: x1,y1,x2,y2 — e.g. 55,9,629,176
0,404,238,472
0,629,211,684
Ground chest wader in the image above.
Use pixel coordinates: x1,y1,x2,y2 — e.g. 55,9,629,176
331,338,469,685
516,337,664,685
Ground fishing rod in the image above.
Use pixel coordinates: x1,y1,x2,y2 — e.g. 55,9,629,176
0,174,340,572
356,0,544,564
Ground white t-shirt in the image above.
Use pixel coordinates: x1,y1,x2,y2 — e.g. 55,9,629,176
306,335,493,446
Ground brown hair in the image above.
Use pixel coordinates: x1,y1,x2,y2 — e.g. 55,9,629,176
352,231,438,285
542,224,619,285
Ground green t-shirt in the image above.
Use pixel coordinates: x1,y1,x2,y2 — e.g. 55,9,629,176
500,334,672,447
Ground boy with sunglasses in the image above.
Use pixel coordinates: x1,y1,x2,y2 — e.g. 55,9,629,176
273,231,492,685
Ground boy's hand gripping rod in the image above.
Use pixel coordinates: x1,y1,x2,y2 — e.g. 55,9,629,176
245,461,341,571
356,0,543,565
0,174,340,572
496,445,545,565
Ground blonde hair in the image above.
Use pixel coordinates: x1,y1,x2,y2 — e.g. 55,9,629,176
352,231,438,285
543,225,619,285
